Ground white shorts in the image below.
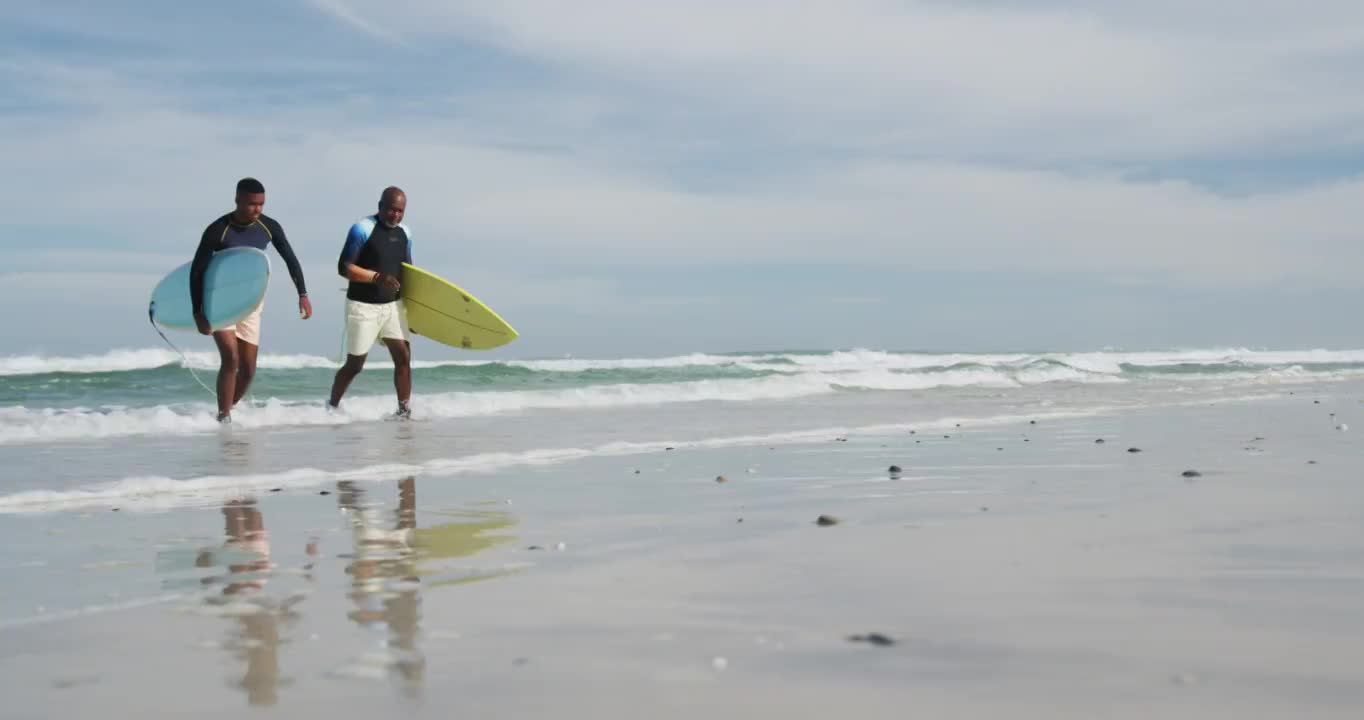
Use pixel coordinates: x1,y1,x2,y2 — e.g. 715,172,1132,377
222,301,264,346
344,299,410,356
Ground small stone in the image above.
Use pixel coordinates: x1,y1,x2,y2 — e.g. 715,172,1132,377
1128,447,1142,453
270,488,282,493
1024,439,1030,443
980,506,989,512
527,545,544,551
816,515,839,526
955,423,961,428
1314,400,1321,404
848,633,895,647
665,447,675,451
737,518,744,523
1171,672,1198,686
634,470,641,475
1029,420,1037,425
1095,439,1105,444
111,507,120,512
888,465,902,474
1308,460,1317,465
1181,470,1202,478
319,490,331,496
715,475,728,484
943,435,950,439
909,430,916,435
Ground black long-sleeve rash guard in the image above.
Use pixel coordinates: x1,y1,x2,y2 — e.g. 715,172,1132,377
189,214,308,314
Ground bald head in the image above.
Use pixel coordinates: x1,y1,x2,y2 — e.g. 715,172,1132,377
378,186,406,228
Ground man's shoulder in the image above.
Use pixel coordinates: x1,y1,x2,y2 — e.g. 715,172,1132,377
349,215,378,238
203,213,231,232
258,214,286,235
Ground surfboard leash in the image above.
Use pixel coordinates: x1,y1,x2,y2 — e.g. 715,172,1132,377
147,302,220,400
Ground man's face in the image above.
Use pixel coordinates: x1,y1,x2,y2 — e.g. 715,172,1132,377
234,192,265,223
379,193,406,228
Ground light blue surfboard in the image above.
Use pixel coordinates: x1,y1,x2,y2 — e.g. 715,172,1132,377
149,247,271,330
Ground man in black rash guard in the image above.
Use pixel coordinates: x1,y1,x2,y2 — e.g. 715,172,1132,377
190,177,313,423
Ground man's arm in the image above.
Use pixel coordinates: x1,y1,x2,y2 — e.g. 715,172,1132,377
189,222,219,316
339,222,400,288
264,218,308,298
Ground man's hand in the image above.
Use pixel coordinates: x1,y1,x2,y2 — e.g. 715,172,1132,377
374,272,402,291
299,295,313,320
194,312,212,336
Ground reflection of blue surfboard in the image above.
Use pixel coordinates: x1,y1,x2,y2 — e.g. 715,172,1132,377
149,247,271,330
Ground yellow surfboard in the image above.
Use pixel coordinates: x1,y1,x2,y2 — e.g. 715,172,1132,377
400,263,519,350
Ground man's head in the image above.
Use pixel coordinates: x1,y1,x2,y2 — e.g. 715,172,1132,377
234,177,266,224
378,186,406,228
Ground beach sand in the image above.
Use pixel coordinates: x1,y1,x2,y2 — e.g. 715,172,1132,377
2,385,1363,718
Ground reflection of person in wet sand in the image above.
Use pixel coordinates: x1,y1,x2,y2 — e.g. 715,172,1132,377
195,498,287,706
338,478,426,689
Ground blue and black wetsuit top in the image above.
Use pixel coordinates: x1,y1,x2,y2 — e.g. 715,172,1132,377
338,216,413,305
189,214,307,314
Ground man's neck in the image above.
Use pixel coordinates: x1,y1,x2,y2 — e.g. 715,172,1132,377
230,212,254,226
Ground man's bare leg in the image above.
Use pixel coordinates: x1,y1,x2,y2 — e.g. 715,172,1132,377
212,330,240,422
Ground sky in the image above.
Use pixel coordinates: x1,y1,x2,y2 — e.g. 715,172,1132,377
1,0,1362,359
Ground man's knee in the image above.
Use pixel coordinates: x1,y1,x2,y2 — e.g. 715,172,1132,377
219,350,239,375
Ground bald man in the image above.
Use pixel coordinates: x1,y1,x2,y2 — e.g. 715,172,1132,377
328,187,414,417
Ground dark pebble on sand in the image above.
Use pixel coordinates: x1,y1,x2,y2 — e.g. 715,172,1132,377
319,491,331,496
909,430,916,435
1308,460,1317,465
1128,448,1142,453
527,545,544,551
955,423,961,428
943,435,950,439
816,515,839,526
111,508,120,512
848,633,896,647
888,465,903,474
980,506,989,512
1181,470,1202,478
1095,439,1105,444
1029,420,1037,425
270,488,282,493
1024,439,1030,442
634,470,641,474
665,447,675,451
737,518,744,523
1314,400,1321,404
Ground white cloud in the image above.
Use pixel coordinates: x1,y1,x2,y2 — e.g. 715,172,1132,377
307,0,1364,160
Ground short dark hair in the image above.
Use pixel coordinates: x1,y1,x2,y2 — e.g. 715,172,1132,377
236,177,265,195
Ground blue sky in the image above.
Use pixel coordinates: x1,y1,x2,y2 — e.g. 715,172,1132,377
2,0,1363,359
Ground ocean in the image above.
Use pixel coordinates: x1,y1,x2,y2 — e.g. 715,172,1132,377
3,346,1364,716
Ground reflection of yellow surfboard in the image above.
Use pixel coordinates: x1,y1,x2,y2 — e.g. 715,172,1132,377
400,263,518,350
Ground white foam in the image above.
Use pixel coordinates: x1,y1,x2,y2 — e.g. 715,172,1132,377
0,408,1106,515
0,363,1149,446
6,346,1364,377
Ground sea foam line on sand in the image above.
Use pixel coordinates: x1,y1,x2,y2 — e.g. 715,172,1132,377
0,407,1116,515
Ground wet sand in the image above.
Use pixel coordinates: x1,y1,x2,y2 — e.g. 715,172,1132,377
2,387,1363,718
